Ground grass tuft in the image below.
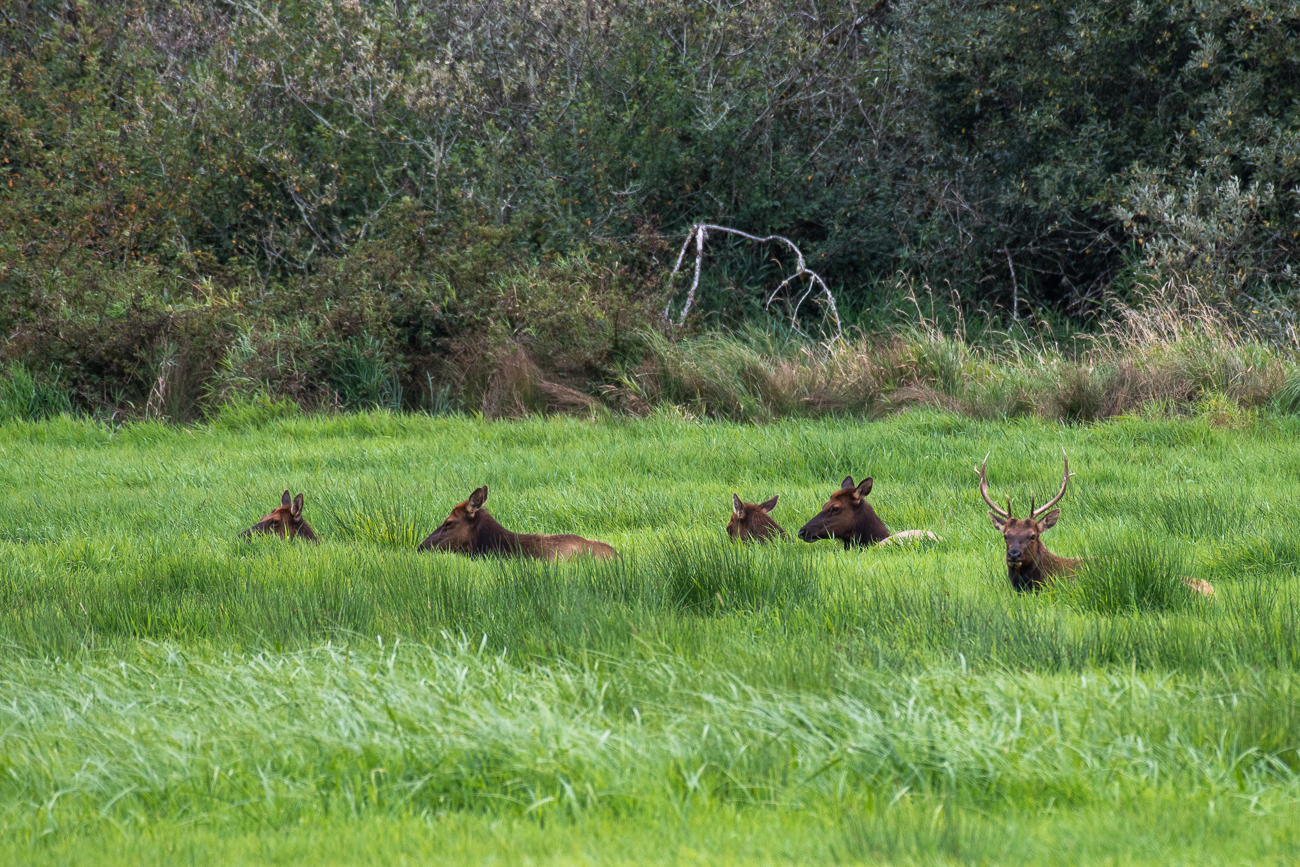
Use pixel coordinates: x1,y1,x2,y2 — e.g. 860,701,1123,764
322,481,428,549
0,363,72,422
656,536,818,615
1274,366,1300,415
1065,531,1198,615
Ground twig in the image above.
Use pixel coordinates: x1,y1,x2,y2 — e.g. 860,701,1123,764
1003,247,1019,321
144,354,176,421
662,223,842,341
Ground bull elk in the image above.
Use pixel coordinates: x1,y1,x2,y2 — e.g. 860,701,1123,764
977,453,1079,592
240,490,319,542
418,485,617,560
797,476,941,549
977,452,1214,597
727,494,788,542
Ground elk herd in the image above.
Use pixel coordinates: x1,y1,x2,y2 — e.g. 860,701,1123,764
242,450,1214,598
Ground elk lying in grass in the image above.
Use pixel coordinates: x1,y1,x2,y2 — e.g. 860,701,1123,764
727,494,788,542
977,454,1079,592
240,490,318,542
978,452,1214,597
418,485,617,560
797,476,941,549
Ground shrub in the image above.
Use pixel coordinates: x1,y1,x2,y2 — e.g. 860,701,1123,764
331,335,403,412
5,0,1300,417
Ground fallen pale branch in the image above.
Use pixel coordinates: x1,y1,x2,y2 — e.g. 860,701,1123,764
661,223,842,341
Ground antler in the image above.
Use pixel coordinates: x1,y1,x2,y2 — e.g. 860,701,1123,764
1030,449,1074,519
975,453,1011,519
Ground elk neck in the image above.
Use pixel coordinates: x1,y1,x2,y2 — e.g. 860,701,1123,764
1008,540,1078,591
845,501,892,549
471,510,537,556
748,512,788,541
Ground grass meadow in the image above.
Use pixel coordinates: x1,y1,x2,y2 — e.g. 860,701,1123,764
2,408,1299,864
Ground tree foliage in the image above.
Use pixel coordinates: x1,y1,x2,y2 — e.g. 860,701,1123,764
1,0,1298,412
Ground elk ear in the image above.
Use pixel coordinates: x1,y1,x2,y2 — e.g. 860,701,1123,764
466,485,488,515
841,476,855,491
732,494,745,519
758,495,779,514
281,490,292,508
989,511,1010,532
1038,509,1060,531
291,493,304,518
856,477,873,498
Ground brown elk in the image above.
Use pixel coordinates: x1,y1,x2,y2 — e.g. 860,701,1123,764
418,485,617,560
977,452,1214,598
727,494,788,542
240,490,319,542
977,453,1079,592
797,476,940,549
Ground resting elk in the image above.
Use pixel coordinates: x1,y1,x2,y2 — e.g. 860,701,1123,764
240,490,318,542
976,453,1079,592
977,452,1214,597
797,476,940,549
418,485,617,560
727,494,788,542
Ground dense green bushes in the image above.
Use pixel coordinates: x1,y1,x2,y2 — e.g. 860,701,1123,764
2,0,1298,416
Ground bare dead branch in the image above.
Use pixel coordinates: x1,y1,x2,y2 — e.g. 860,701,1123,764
662,223,842,342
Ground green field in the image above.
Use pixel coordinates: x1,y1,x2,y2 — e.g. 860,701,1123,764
2,410,1299,864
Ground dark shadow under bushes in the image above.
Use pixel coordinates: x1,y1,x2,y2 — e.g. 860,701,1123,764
7,312,1298,426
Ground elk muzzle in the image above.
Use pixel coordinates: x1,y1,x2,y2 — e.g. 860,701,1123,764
418,523,460,553
1005,540,1025,566
797,516,827,542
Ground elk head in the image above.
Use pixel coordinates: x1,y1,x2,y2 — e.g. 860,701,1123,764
418,485,488,553
798,476,891,548
240,490,318,541
727,494,786,542
976,451,1075,589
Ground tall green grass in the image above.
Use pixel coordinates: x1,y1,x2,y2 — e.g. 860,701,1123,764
2,411,1298,671
1,642,1298,863
2,410,1300,862
0,362,71,422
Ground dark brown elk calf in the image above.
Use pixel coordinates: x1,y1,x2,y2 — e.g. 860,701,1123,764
240,490,319,542
418,485,616,560
797,476,940,549
727,494,788,542
977,452,1214,597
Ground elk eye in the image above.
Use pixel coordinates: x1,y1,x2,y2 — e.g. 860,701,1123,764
831,505,840,513
1028,534,1037,540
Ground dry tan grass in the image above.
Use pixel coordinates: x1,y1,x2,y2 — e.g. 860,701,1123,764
441,343,599,418
631,318,1292,422
437,280,1296,423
